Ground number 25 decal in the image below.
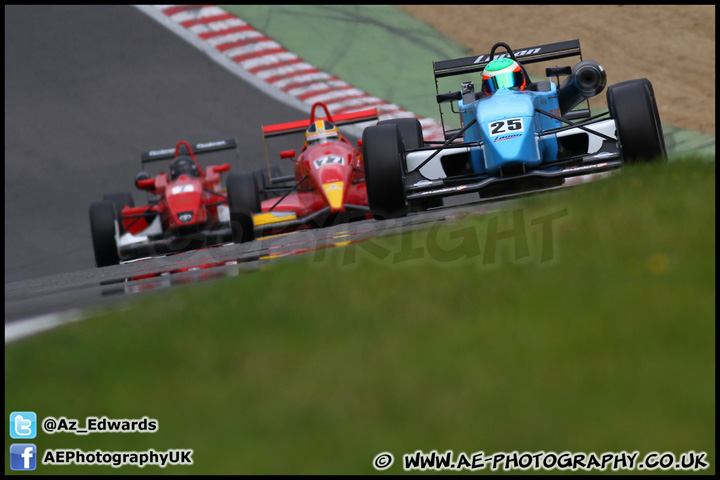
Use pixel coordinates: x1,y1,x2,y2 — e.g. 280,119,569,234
489,118,524,136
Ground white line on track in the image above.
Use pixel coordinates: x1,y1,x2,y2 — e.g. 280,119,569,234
5,309,85,344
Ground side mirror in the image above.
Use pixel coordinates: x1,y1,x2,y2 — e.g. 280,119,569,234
280,149,296,160
436,91,462,104
214,163,230,173
135,171,150,189
546,66,572,78
137,178,156,191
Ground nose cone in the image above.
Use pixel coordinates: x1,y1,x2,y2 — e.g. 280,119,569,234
167,182,204,225
322,181,345,210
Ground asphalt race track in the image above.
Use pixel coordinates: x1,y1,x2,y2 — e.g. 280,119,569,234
4,5,305,284
3,6,490,328
4,5,579,330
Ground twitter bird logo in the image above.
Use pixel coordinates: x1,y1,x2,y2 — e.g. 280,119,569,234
10,412,37,439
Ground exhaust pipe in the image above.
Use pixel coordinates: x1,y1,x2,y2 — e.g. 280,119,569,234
557,60,607,114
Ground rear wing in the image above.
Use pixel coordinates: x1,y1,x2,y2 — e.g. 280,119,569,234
262,107,379,139
433,39,582,79
141,138,238,163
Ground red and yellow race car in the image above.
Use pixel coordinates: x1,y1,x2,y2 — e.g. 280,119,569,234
226,102,379,242
89,139,237,267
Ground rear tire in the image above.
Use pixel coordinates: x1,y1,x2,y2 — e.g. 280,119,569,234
90,200,120,267
226,171,258,243
363,124,409,220
607,78,667,163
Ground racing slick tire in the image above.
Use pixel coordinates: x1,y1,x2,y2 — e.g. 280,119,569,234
226,171,258,243
253,164,283,200
89,200,120,267
377,118,442,212
377,117,424,149
607,78,667,163
363,124,409,220
102,191,134,234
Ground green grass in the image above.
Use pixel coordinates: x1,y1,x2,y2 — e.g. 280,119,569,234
5,158,715,474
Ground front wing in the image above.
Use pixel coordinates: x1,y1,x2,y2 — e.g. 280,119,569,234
117,223,233,261
405,151,622,202
117,208,233,261
251,204,371,235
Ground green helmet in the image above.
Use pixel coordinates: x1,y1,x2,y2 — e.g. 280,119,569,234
482,57,526,94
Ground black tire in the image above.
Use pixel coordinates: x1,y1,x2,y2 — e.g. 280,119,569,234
252,164,283,200
607,78,667,163
102,191,134,234
378,117,424,149
378,117,436,212
89,200,120,267
363,124,409,219
226,171,258,243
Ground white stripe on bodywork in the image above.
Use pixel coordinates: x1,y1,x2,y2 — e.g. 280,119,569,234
556,119,617,153
405,146,472,179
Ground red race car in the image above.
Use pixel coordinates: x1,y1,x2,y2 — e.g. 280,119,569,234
89,139,237,267
226,102,379,243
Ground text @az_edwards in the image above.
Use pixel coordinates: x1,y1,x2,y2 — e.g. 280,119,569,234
42,416,157,435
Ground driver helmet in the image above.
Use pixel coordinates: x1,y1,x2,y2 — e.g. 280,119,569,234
482,57,526,94
169,156,199,180
305,119,339,147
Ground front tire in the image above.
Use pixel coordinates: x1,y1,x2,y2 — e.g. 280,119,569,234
377,117,438,212
377,117,424,149
607,78,667,163
253,164,283,200
102,191,134,234
90,200,120,267
363,124,409,220
226,171,259,243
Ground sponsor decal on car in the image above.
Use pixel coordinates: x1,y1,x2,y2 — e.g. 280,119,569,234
313,155,345,169
171,184,195,194
488,118,524,137
420,185,468,195
196,140,229,149
562,162,608,173
147,148,176,157
494,134,523,143
473,47,541,65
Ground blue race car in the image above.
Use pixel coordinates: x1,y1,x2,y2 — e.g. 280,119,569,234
362,39,667,219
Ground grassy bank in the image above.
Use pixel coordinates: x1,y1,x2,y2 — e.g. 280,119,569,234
5,158,715,474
